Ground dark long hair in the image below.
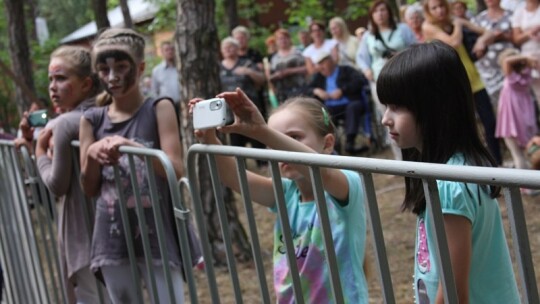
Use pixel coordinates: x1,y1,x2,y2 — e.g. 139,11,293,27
368,0,398,36
377,41,500,214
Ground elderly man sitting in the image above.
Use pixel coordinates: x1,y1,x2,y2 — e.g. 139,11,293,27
307,51,368,154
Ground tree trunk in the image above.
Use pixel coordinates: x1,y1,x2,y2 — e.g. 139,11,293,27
118,0,133,28
24,0,38,42
92,0,110,30
0,59,39,107
4,0,36,115
223,0,239,34
176,0,252,265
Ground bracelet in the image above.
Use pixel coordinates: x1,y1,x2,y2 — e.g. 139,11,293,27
528,144,540,156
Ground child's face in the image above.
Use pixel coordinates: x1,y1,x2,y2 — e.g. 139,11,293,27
452,3,467,18
268,109,329,180
95,49,140,97
48,57,89,111
427,0,448,22
382,104,422,150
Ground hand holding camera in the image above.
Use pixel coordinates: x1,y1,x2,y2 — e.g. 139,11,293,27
28,110,49,128
192,98,234,130
190,88,267,141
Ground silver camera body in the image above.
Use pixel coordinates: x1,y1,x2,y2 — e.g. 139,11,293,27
193,98,234,130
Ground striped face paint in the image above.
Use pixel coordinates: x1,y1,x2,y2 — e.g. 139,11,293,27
95,49,138,96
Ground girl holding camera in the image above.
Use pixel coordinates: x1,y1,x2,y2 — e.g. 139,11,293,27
356,0,416,160
190,89,369,303
35,45,104,303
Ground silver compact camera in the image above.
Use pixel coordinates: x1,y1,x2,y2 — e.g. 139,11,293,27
193,98,234,130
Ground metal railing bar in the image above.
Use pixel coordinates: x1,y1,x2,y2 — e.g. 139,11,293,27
422,179,458,303
206,154,243,303
177,177,199,304
186,152,221,304
308,166,344,303
503,187,539,303
188,145,540,188
113,166,144,304
360,172,395,304
268,160,304,304
143,155,177,303
234,157,271,304
126,155,160,304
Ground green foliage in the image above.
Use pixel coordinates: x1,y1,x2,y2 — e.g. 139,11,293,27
145,0,176,32
30,37,61,100
38,0,95,38
108,0,120,9
286,0,330,27
285,0,370,33
342,0,371,21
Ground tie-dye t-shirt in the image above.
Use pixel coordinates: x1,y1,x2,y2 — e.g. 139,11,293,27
270,169,368,303
414,154,519,303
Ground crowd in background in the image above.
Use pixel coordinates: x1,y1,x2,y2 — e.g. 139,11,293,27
2,0,540,302
165,0,539,170
7,0,540,184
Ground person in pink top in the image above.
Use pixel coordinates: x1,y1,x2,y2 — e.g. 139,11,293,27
495,48,539,169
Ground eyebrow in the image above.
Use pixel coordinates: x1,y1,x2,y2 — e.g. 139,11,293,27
95,50,134,65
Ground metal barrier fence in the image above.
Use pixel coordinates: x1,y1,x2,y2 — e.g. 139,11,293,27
187,144,540,304
1,138,539,303
0,140,66,304
0,140,199,304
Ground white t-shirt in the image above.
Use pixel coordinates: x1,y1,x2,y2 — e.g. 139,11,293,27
501,0,524,11
512,4,540,56
302,39,337,63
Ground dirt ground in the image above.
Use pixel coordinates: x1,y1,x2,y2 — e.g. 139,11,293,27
189,148,540,303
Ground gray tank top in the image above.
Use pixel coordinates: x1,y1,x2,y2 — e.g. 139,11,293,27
83,98,185,270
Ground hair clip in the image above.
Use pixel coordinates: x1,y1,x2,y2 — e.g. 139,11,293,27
321,107,330,127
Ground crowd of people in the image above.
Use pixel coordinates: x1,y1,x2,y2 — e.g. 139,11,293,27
2,0,540,303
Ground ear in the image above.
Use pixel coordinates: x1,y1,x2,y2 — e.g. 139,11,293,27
80,76,93,94
322,133,335,154
138,61,146,75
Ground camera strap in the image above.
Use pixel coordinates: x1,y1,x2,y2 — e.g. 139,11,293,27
375,30,397,53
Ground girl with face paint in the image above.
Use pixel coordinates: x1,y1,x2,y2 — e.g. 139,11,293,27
79,28,194,304
34,45,105,303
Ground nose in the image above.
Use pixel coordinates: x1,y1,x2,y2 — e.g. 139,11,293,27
49,81,57,91
381,108,391,127
107,70,118,82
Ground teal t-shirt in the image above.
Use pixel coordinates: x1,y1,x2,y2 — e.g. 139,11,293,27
270,169,368,303
414,154,520,303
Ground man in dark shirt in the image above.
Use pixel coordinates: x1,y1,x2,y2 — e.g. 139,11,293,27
308,51,368,154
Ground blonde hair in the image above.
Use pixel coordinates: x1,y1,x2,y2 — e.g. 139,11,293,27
273,97,336,138
423,0,451,25
92,28,146,106
232,25,250,39
221,36,239,49
50,45,101,98
329,16,351,40
497,47,520,67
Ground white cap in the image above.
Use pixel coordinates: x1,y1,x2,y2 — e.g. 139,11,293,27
313,50,331,64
